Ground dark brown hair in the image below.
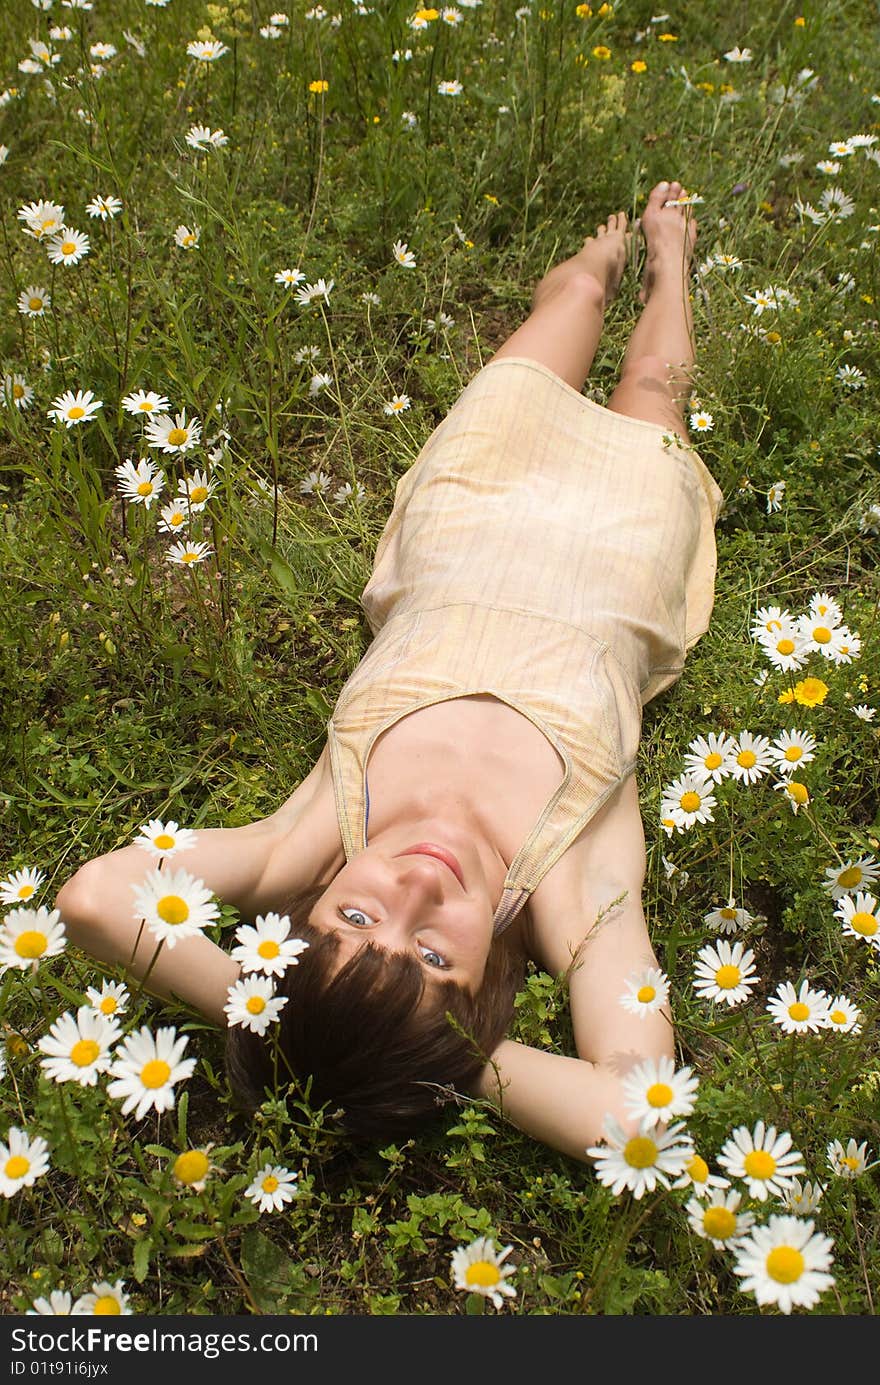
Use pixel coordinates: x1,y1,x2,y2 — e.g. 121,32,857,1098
225,884,526,1144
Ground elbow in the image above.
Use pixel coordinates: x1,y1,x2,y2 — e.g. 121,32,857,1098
55,858,105,933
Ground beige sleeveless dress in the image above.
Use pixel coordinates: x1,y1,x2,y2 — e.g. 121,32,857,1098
326,356,724,934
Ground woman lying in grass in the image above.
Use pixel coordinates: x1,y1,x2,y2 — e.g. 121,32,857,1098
57,180,723,1165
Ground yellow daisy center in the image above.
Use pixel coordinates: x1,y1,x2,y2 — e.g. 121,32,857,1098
788,1002,810,1022
99,997,117,1014
140,1059,171,1089
14,930,47,959
28,297,44,311
646,1082,673,1108
13,383,24,399
246,995,266,1015
174,1150,210,1185
189,485,208,504
61,241,76,256
138,400,154,411
704,751,723,769
167,427,188,446
636,984,655,1003
93,1297,121,1315
257,940,280,959
744,1149,776,1180
465,1261,502,1287
67,406,85,419
765,330,781,344
842,1155,860,1171
156,894,189,925
702,1206,736,1240
169,512,184,526
715,964,741,989
17,884,34,898
849,911,878,937
784,746,803,761
687,1154,709,1184
829,1009,847,1025
136,481,153,496
153,834,175,850
737,750,756,768
766,1246,804,1284
777,638,795,655
4,1155,30,1179
720,907,738,920
680,791,701,812
838,866,862,888
70,1039,101,1067
623,1136,658,1169
812,626,832,643
787,783,809,804
181,551,199,563
262,1174,279,1193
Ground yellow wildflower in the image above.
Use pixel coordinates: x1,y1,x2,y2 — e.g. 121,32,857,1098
592,44,611,59
631,60,647,73
793,678,829,708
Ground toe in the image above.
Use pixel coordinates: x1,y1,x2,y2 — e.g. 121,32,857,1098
667,180,683,204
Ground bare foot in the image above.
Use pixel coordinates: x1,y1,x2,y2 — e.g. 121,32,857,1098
533,212,631,310
638,181,698,304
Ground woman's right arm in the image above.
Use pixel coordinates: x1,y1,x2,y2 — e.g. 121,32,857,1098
54,746,331,1023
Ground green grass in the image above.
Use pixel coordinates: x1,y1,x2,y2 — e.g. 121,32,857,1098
2,0,880,1316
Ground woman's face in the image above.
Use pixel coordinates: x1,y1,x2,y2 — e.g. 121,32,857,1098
308,839,497,991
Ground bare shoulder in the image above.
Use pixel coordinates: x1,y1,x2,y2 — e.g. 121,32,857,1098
526,772,647,976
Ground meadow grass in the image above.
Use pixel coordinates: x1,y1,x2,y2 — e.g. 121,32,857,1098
1,0,880,1316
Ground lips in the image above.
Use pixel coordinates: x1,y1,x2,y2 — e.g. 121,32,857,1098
398,843,465,888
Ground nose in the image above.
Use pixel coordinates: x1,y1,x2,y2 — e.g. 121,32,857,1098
394,854,446,913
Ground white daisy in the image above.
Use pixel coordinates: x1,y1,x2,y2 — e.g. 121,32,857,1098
173,224,200,250
166,540,213,566
684,731,736,783
618,965,669,1018
299,469,332,495
144,411,202,453
766,979,830,1034
86,194,123,220
586,1115,693,1199
723,45,752,62
172,1147,215,1191
816,159,841,175
834,890,880,946
134,819,197,859
729,731,774,784
37,1006,121,1086
437,79,463,95
0,906,66,972
759,624,809,672
158,501,189,534
27,1291,74,1314
689,410,713,432
176,468,216,512
836,363,866,389
621,1056,699,1128
0,1127,51,1197
828,140,856,157
114,457,165,508
826,1137,871,1179
798,610,842,655
732,1216,834,1314
19,285,52,317
703,900,756,935
18,200,64,238
773,779,811,815
717,1120,806,1201
693,939,759,1008
392,239,416,268
686,1190,754,1249
84,979,130,1020
809,591,843,623
450,1237,517,1309
131,867,219,949
383,394,412,414
106,1025,196,1119
275,268,306,287
46,227,90,266
223,975,289,1035
244,1162,299,1212
71,1280,131,1315
852,705,875,722
333,480,366,506
751,605,791,639
294,277,334,307
826,627,860,664
780,1178,825,1216
3,373,34,409
770,728,817,774
672,1151,730,1193
660,772,717,829
186,39,230,61
0,867,45,905
230,913,310,978
47,389,102,427
824,994,862,1034
820,186,855,219
185,124,228,150
823,857,879,899
121,389,170,417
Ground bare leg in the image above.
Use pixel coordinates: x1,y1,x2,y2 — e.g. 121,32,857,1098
606,180,698,440
488,213,630,392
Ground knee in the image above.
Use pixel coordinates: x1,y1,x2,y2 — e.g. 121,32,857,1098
534,267,605,313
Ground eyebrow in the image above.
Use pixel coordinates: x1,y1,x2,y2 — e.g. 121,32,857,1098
320,913,457,980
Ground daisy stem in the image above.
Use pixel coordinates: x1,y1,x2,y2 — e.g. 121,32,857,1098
579,1190,666,1313
133,939,166,1003
849,1189,875,1313
738,1007,787,1125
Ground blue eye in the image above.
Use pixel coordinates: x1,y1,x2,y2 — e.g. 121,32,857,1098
418,943,449,970
339,907,377,927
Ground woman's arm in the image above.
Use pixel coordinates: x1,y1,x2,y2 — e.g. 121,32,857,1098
54,747,330,1024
